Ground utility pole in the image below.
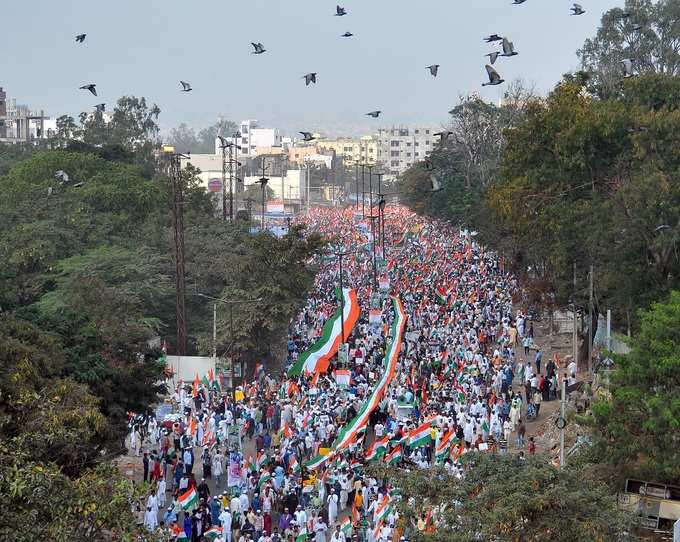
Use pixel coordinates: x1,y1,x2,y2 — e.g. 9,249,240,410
367,214,379,289
360,163,366,217
212,302,217,364
354,161,359,210
572,262,578,370
257,158,269,231
559,374,567,468
165,149,189,355
221,140,228,220
367,165,374,212
588,264,594,377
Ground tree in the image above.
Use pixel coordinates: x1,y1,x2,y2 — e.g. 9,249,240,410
167,119,239,154
593,290,680,484
578,0,680,96
372,454,631,542
487,75,680,337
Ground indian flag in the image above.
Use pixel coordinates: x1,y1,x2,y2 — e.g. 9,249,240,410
204,526,223,539
365,436,389,461
375,495,391,522
176,532,189,540
331,297,407,453
435,286,447,305
289,455,301,473
305,453,331,471
435,430,455,462
409,422,432,449
246,455,257,473
256,451,269,469
385,445,402,466
295,528,308,542
334,369,351,387
340,517,352,535
282,421,294,439
178,487,198,511
288,288,360,376
258,471,272,489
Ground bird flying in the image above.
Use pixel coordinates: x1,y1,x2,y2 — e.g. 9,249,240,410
482,65,504,86
426,65,440,77
336,5,347,16
512,0,527,4
570,4,585,16
94,103,105,112
251,42,266,54
180,81,192,92
501,38,518,57
485,34,503,43
486,51,500,65
299,132,316,142
79,84,97,96
75,34,86,43
341,32,354,37
366,111,381,118
303,73,317,86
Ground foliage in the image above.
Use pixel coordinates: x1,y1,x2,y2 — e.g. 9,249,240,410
592,291,680,484
218,224,326,369
578,0,680,96
0,447,154,542
397,84,533,231
166,119,239,154
373,454,631,542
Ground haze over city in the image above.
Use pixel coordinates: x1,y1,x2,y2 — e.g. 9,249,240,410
2,0,613,135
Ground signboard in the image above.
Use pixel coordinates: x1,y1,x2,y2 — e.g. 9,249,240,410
208,178,223,193
267,200,285,213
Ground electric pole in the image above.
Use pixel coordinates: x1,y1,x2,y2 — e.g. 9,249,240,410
588,264,594,377
257,158,269,231
572,261,578,370
165,149,189,355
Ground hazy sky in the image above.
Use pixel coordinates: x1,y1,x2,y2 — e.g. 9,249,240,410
2,0,619,137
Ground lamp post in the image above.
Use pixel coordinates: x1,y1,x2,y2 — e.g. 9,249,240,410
366,214,380,289
354,161,359,210
197,293,263,406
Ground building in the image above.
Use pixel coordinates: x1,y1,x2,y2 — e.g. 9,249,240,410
0,86,55,143
316,135,378,165
375,126,437,176
216,119,282,157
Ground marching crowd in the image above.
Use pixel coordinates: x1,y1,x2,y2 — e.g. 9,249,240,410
128,206,568,542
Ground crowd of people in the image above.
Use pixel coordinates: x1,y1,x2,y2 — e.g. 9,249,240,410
128,206,565,542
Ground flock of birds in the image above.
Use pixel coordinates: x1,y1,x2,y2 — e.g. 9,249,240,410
73,3,641,138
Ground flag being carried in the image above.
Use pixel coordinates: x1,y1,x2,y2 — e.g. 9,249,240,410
385,445,402,465
331,297,407,452
408,421,432,449
178,487,198,511
288,288,360,376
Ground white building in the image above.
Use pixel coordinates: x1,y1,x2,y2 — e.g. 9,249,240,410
375,126,438,176
216,119,282,157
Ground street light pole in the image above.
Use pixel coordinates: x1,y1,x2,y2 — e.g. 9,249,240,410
257,158,269,231
367,165,374,213
366,214,379,289
361,164,366,217
354,161,359,210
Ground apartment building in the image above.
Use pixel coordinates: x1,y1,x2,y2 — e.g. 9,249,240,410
375,126,437,176
316,135,377,165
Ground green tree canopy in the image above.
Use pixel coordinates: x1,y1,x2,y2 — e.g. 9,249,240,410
593,290,680,484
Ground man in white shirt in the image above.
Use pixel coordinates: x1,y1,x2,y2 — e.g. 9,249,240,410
219,508,233,542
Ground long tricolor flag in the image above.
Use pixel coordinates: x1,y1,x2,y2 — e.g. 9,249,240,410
385,445,402,465
288,288,360,376
331,297,407,452
178,487,198,511
305,453,332,471
365,435,389,461
258,471,272,489
409,422,432,449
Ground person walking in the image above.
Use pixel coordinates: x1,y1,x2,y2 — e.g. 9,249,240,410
516,419,526,449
